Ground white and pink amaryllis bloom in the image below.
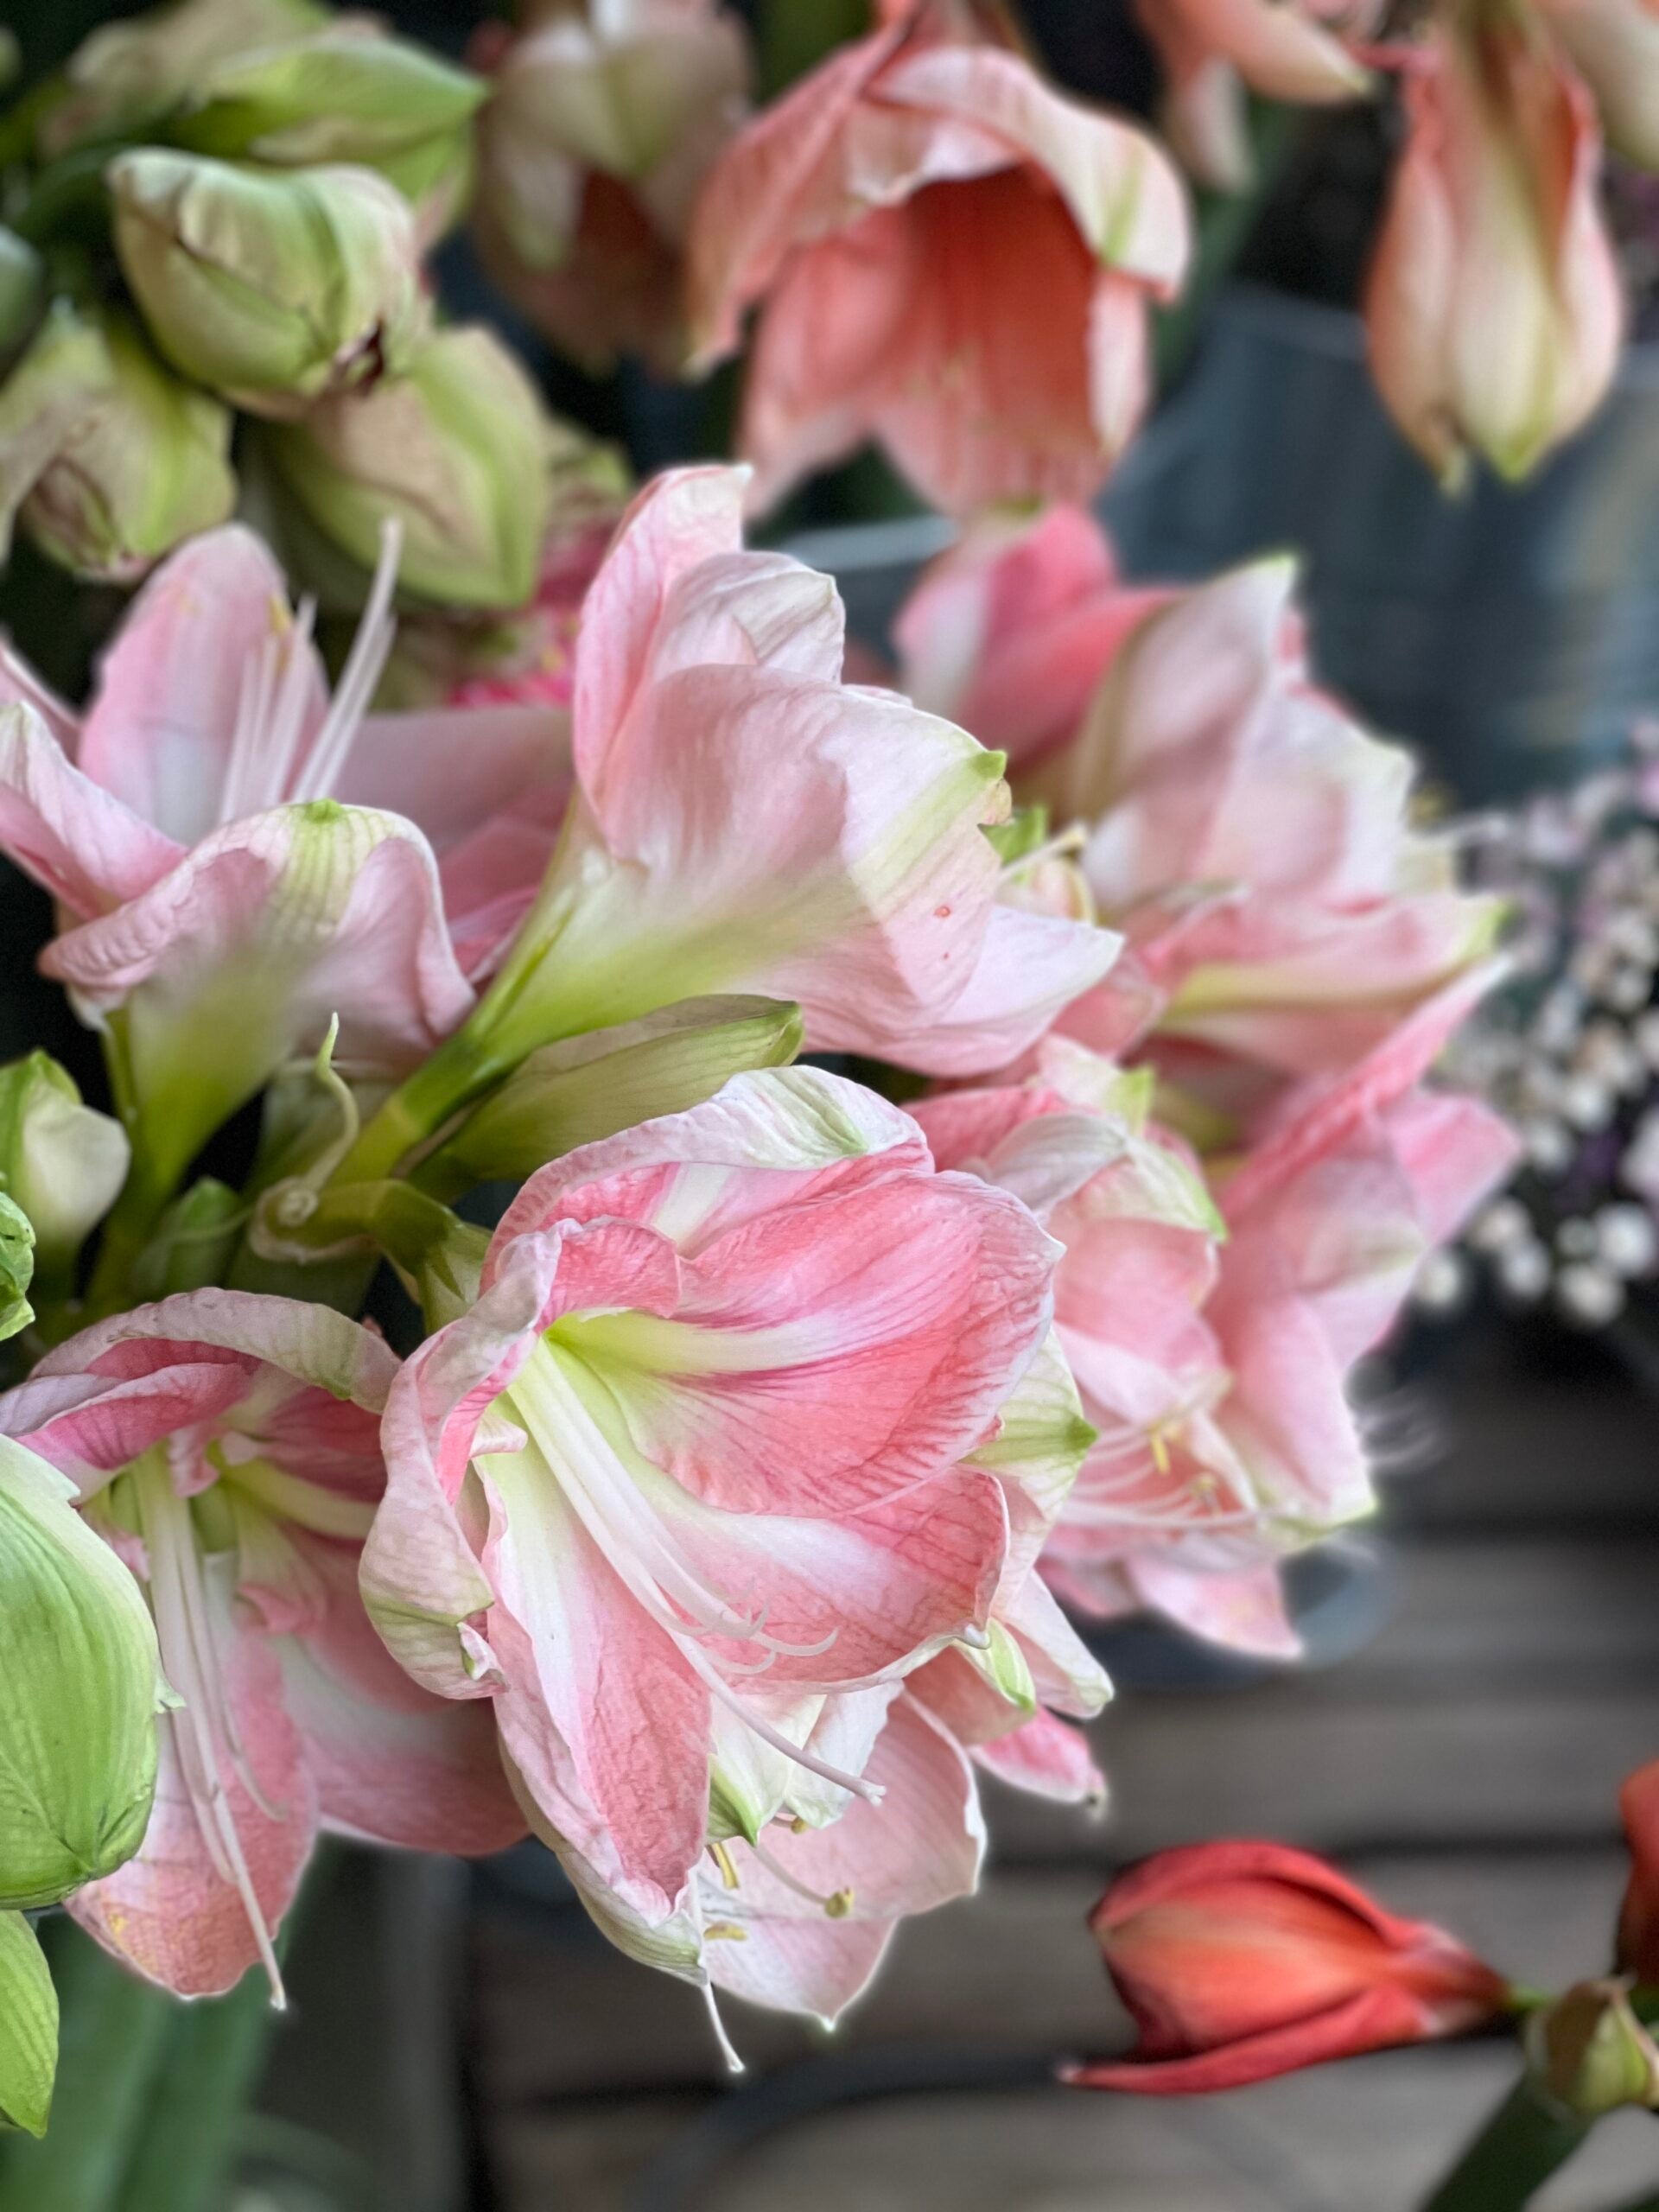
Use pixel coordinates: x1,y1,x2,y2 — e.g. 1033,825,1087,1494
360,1065,1065,2021
918,1014,1518,1658
0,524,570,1215
897,514,1503,1124
683,0,1190,513
442,467,1119,1103
0,1291,524,2001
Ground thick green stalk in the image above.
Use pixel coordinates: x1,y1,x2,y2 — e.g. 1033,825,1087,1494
0,1922,174,2212
117,1963,278,2212
1421,2078,1592,2212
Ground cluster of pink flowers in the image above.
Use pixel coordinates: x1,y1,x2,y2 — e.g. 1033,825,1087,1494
0,461,1511,2046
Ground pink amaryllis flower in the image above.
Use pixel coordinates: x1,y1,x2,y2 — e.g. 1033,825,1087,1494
1364,18,1624,487
360,1066,1059,1968
897,515,1503,1125
0,524,572,1234
0,1290,524,2000
472,0,752,375
433,467,1118,1110
684,1,1190,514
920,998,1517,1657
1069,1840,1510,2093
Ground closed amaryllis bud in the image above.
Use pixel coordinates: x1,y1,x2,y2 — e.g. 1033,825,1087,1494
0,1053,130,1295
257,324,553,607
1525,1980,1659,2116
1617,1759,1659,1981
0,1436,163,1911
0,302,111,565
1067,1841,1510,2092
37,0,327,158
0,1197,32,1344
0,1913,56,2139
1538,0,1659,172
108,150,425,418
175,28,486,239
1363,19,1624,486
21,313,236,582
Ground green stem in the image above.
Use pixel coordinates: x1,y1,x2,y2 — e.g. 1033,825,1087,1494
82,1152,182,1323
0,1921,174,2212
1421,2078,1592,2212
116,1961,278,2212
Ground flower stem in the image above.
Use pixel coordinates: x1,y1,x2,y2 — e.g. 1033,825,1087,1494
1420,2077,1592,2212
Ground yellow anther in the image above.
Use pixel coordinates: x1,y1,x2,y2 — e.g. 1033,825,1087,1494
709,1840,741,1891
704,1922,747,1942
790,1816,809,1835
824,1888,855,1921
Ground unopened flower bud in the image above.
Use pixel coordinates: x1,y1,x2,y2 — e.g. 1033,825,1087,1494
257,323,554,606
0,302,112,565
1526,1980,1659,2117
38,0,329,159
21,314,235,582
0,1913,56,2139
177,28,486,239
1540,0,1659,171
0,1196,33,1345
109,149,425,417
0,1436,163,1910
0,1053,130,1293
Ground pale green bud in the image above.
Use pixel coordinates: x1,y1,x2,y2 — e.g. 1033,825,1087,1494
0,1438,163,1910
38,0,328,159
21,315,236,582
0,1198,32,1345
1526,1981,1659,2118
0,1054,130,1292
0,1914,56,2139
176,28,485,237
258,323,554,607
423,997,804,1198
0,302,112,566
109,149,425,418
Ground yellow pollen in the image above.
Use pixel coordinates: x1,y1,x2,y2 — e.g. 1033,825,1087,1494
824,1888,855,1921
705,1922,747,1942
1148,1424,1173,1476
790,1816,809,1835
709,1840,741,1891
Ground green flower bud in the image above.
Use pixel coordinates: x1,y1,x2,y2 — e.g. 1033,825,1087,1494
423,997,804,1198
21,315,235,582
258,323,553,607
1526,1980,1659,2118
38,0,327,159
176,28,484,236
0,1437,163,1910
0,1054,130,1293
0,302,112,565
0,1914,56,2139
108,149,425,418
0,1197,33,1345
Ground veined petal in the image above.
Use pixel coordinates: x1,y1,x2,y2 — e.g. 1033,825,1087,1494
0,702,183,918
971,1707,1103,1805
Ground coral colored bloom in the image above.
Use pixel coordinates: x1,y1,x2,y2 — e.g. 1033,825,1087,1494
0,1291,524,2000
1135,0,1376,190
0,525,571,1202
1618,1760,1659,1983
474,0,751,374
1363,22,1624,487
922,1006,1517,1657
686,4,1190,513
898,522,1503,1117
362,1066,1058,1943
1068,1840,1510,2091
461,467,1119,1084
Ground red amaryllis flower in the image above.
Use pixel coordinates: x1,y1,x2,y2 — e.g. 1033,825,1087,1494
1067,1840,1510,2093
1618,1761,1659,1983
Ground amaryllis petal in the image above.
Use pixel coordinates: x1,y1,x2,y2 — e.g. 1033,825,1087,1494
971,1707,1104,1805
0,703,183,919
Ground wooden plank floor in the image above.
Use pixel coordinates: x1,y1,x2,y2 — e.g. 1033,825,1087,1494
467,1319,1659,2211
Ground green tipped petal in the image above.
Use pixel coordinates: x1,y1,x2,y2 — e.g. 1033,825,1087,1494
0,1053,128,1294
0,1197,34,1346
0,1439,163,1910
